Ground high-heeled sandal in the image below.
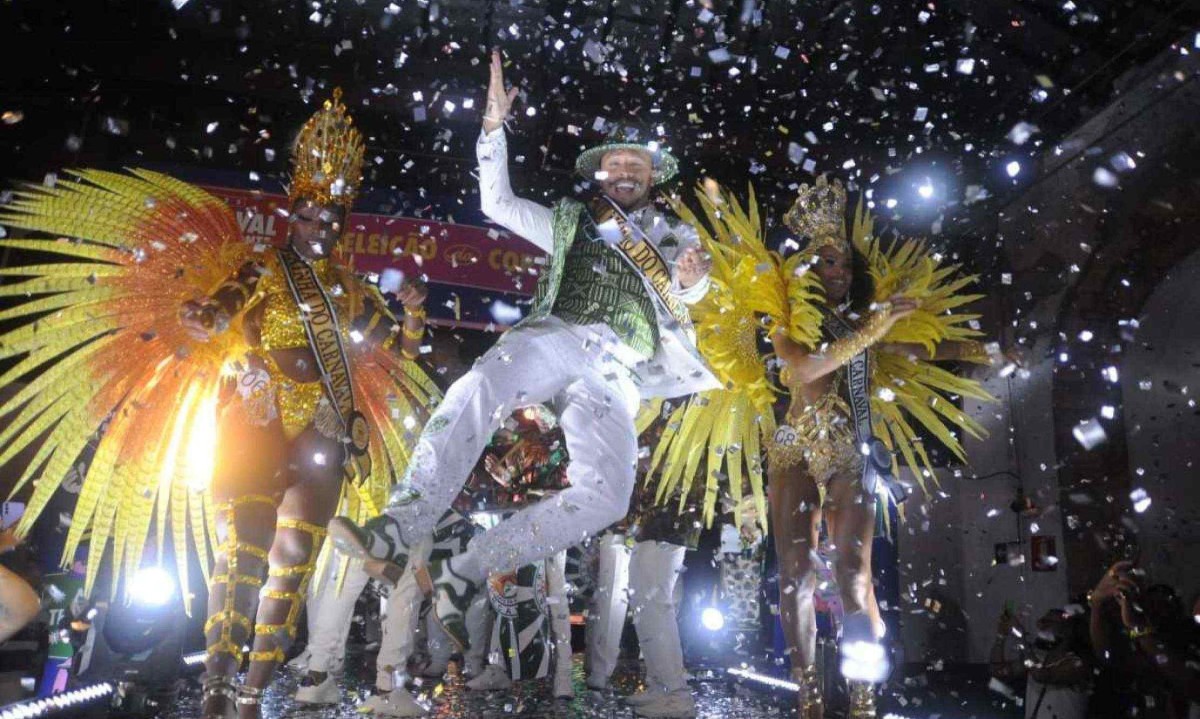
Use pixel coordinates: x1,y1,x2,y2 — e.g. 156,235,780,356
796,665,824,719
200,676,237,719
847,680,876,719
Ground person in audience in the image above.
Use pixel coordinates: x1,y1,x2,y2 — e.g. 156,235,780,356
1089,560,1200,718
990,601,1091,719
0,529,39,645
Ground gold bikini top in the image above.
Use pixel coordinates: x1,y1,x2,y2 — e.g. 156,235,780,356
253,252,359,353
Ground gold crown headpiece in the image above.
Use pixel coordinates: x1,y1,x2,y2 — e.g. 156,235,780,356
782,175,849,256
289,88,365,211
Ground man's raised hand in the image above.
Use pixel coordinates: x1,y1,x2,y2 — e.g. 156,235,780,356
483,49,519,133
676,246,712,289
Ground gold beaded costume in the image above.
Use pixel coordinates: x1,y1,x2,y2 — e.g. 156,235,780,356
639,178,993,518
248,252,418,440
768,373,863,492
0,89,440,632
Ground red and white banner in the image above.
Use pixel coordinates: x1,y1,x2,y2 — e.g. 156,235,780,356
205,186,543,297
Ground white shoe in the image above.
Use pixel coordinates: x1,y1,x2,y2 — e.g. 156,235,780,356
294,674,340,704
286,649,311,671
625,686,666,707
465,664,512,691
634,689,696,718
553,670,574,699
462,657,485,679
358,691,429,717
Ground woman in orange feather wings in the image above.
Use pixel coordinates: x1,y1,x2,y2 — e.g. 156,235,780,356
0,90,440,719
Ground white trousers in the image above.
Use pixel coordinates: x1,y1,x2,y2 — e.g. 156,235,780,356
305,560,371,675
375,560,426,689
585,533,631,685
464,591,494,667
379,552,491,689
629,541,688,692
546,551,574,680
416,591,490,673
386,317,641,579
421,608,454,671
306,541,433,688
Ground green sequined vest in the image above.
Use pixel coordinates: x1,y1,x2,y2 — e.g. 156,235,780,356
524,199,658,358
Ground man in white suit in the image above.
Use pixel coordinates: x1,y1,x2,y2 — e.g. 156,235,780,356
330,51,718,691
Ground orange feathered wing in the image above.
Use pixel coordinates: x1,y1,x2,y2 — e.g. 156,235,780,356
0,169,440,605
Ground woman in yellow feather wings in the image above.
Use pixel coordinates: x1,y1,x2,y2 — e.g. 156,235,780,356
640,182,823,535
0,90,439,719
657,176,992,719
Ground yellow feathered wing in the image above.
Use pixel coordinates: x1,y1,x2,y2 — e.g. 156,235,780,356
0,169,440,606
336,276,443,524
848,200,994,490
316,286,443,593
634,184,823,532
0,169,252,607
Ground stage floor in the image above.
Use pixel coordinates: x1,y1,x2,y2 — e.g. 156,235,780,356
164,654,1022,719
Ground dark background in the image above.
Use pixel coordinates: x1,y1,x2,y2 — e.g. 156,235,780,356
3,0,1196,267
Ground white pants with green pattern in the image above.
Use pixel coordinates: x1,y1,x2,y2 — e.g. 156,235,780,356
383,317,642,582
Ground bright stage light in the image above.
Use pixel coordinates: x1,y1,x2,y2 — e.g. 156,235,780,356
917,180,934,199
127,566,175,608
725,667,800,692
1006,160,1021,177
844,639,884,663
0,682,114,719
185,390,219,492
701,607,725,631
840,639,890,682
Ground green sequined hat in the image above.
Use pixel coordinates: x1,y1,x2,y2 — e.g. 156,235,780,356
574,123,680,186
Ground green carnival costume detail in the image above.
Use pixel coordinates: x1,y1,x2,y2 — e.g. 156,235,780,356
527,199,658,358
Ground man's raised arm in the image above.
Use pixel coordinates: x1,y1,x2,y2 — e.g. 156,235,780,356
477,50,553,253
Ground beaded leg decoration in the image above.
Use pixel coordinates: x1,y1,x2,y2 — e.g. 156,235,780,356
203,494,276,719
235,685,265,716
247,518,327,667
795,665,824,719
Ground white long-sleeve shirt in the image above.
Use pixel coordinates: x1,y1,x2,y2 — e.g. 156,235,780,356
476,127,720,399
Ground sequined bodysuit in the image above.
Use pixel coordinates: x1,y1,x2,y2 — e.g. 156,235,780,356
246,252,365,438
767,366,864,500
